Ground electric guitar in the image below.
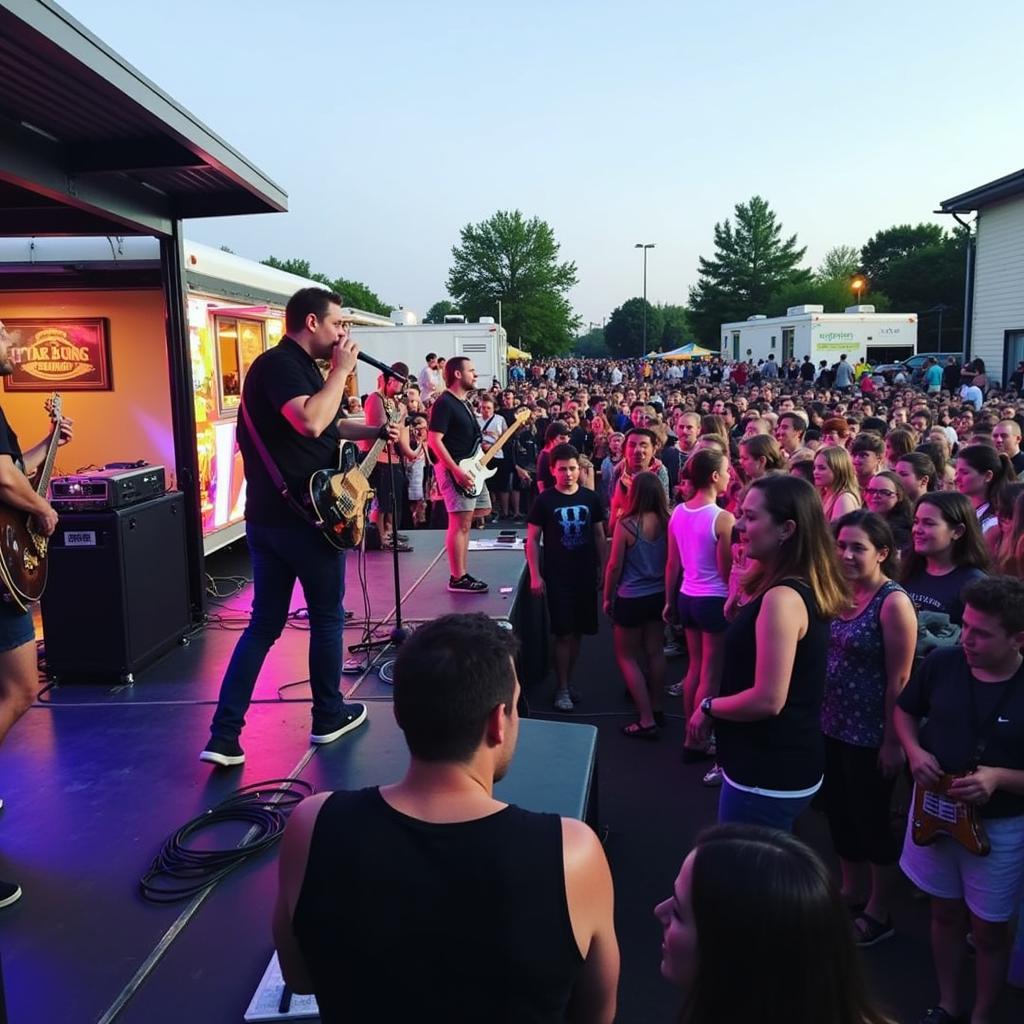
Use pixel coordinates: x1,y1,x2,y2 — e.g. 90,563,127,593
306,406,402,550
911,775,990,856
0,394,63,611
456,408,530,497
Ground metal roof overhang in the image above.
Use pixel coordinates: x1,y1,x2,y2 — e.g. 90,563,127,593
0,0,288,236
939,167,1024,214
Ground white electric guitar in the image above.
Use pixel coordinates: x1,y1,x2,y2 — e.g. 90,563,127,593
456,409,530,497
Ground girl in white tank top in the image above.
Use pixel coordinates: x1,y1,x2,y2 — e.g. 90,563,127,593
665,447,735,763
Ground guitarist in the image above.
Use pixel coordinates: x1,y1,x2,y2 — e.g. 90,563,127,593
894,575,1024,1024
0,319,73,909
200,289,398,769
360,361,416,552
427,356,491,594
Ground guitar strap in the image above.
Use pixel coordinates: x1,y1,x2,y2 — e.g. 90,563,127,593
239,397,322,527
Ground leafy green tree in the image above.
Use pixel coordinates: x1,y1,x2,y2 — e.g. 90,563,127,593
260,256,390,315
656,303,693,349
687,196,811,346
574,328,609,358
766,277,891,317
817,245,860,280
605,298,662,357
446,210,580,357
859,224,945,285
424,300,459,324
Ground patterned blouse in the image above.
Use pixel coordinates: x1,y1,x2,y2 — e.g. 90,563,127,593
821,580,907,748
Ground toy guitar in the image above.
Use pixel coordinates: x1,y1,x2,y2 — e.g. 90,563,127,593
456,408,530,497
911,774,990,857
0,393,63,611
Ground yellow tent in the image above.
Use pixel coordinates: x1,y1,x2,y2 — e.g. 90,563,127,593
508,345,532,360
662,343,713,361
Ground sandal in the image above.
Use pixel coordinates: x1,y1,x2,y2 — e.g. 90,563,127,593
853,912,894,947
622,721,659,740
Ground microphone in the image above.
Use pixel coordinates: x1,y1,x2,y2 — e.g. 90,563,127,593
356,350,407,382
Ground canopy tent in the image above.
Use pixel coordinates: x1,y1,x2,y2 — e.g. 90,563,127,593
661,342,713,361
508,345,532,360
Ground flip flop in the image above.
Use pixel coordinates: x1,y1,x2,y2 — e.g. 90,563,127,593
622,721,659,740
853,912,894,947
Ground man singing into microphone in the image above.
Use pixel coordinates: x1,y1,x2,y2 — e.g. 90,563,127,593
201,288,399,767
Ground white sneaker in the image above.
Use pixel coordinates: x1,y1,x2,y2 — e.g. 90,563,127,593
553,690,574,712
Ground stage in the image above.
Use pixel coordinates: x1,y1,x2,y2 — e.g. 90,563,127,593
0,531,594,1024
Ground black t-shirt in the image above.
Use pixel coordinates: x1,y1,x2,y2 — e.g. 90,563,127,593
429,391,481,462
0,406,25,472
903,566,986,626
536,450,555,490
715,580,830,792
527,486,604,584
238,337,345,527
1011,450,1024,475
799,361,816,381
898,648,1024,818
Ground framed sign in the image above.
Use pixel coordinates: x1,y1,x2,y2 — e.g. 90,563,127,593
2,318,113,391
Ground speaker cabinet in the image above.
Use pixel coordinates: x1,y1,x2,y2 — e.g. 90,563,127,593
41,492,190,682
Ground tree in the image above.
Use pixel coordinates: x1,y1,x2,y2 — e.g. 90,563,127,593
859,224,945,286
424,300,459,324
817,244,860,280
260,256,391,315
766,277,891,318
656,303,693,350
574,328,609,358
446,210,580,357
687,196,811,346
605,298,662,357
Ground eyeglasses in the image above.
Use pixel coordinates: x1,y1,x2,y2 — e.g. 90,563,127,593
866,488,897,498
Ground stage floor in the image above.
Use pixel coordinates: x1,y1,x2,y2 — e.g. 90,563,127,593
0,532,593,1024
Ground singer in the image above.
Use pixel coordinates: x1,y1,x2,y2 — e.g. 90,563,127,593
201,287,399,767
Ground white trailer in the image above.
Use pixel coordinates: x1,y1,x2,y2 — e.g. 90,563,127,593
720,305,918,368
349,315,508,397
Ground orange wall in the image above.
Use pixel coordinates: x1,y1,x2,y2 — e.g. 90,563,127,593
1,289,176,484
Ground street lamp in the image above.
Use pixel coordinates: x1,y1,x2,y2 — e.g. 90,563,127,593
635,243,655,357
851,276,866,305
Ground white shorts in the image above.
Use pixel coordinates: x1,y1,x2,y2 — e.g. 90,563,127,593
899,801,1024,922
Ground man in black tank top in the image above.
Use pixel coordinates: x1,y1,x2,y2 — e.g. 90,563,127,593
273,614,619,1024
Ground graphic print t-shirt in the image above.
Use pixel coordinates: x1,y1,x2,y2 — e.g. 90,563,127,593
528,486,604,583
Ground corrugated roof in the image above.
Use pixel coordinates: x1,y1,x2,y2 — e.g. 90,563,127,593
0,0,287,235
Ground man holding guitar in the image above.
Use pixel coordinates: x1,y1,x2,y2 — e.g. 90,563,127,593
200,289,398,768
895,575,1024,1024
0,319,73,909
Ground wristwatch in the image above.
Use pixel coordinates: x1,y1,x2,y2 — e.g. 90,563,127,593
700,696,715,719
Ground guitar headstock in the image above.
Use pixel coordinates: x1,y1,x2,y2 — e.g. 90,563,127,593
44,393,63,424
513,408,531,427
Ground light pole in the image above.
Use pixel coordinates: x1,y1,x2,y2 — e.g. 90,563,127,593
635,243,655,357
851,276,865,306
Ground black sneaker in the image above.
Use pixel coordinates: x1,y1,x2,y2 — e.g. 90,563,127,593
447,574,489,593
310,702,368,745
0,879,21,909
199,736,246,767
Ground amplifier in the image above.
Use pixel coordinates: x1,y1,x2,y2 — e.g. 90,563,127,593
50,464,166,512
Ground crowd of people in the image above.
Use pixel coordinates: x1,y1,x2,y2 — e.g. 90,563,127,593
337,346,1024,1024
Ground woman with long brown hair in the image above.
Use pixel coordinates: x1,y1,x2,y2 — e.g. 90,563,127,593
688,475,849,830
813,445,860,523
738,433,785,484
954,443,1016,535
604,471,670,737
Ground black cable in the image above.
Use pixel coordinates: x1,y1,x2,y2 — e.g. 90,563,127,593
139,778,313,903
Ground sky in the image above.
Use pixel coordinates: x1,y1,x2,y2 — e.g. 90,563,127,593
58,0,1024,328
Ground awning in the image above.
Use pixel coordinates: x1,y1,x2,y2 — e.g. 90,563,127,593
508,345,532,360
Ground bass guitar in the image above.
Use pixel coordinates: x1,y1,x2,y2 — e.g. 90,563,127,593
911,774,990,856
456,408,530,497
0,393,63,611
306,407,402,550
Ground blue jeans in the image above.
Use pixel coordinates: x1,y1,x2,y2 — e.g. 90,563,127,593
210,521,346,740
717,778,815,832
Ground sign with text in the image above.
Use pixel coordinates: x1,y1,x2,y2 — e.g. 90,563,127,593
3,318,112,391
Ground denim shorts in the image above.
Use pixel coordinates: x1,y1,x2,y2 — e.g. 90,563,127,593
676,593,729,634
0,604,35,653
435,463,492,515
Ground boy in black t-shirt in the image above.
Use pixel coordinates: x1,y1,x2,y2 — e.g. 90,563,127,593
527,444,607,712
895,576,1024,1024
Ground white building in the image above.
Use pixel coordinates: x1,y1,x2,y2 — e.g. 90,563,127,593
940,168,1024,385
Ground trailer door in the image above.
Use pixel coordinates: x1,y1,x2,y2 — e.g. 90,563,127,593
456,335,496,386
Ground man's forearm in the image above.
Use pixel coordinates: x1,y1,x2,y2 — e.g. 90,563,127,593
301,370,349,435
337,420,384,443
0,469,49,516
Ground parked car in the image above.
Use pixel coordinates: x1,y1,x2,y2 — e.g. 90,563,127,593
871,352,957,385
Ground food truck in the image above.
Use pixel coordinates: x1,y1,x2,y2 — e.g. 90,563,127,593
0,237,350,553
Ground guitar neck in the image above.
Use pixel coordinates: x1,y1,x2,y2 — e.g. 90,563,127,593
36,413,62,498
358,434,391,478
477,417,523,470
